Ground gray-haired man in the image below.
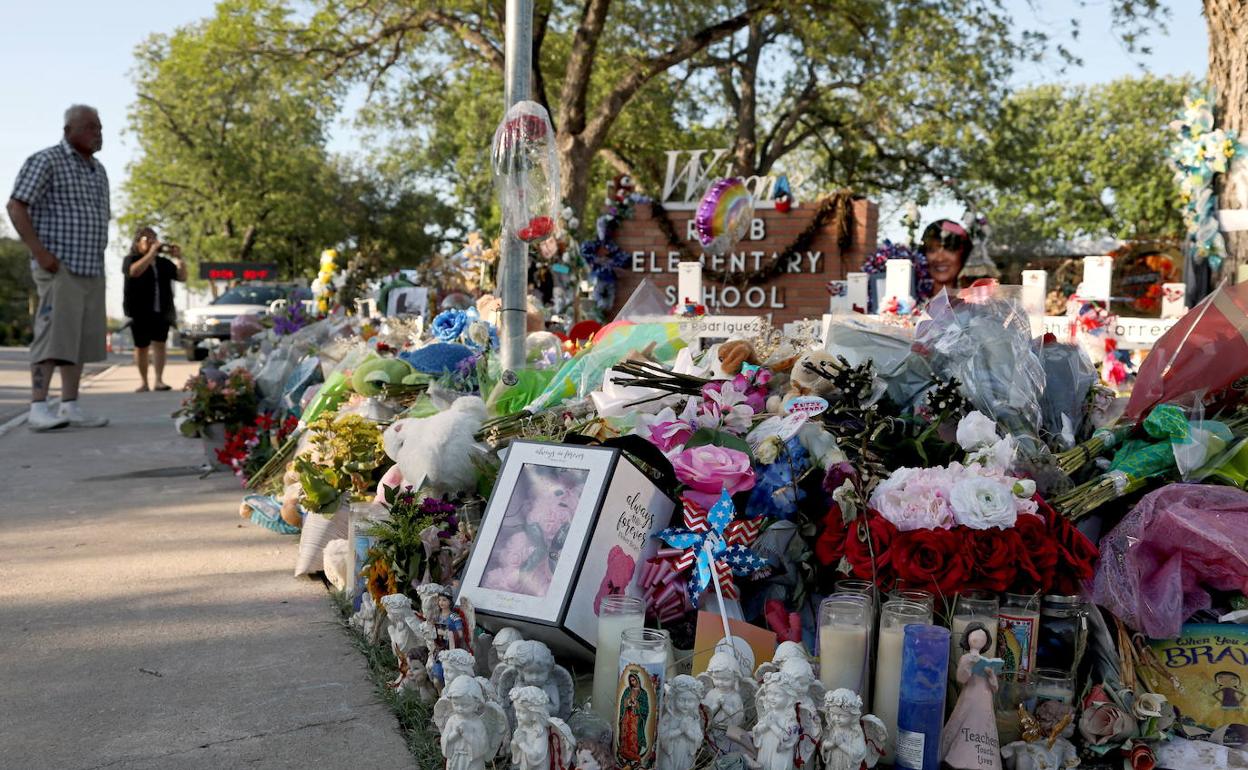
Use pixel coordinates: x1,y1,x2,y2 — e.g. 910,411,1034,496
6,105,111,430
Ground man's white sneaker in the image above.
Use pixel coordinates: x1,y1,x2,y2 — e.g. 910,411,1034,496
59,401,109,428
28,402,69,432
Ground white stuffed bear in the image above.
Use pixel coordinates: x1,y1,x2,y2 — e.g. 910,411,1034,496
383,396,488,495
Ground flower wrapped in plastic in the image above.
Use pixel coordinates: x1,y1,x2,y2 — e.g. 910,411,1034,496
492,100,561,244
912,283,1046,445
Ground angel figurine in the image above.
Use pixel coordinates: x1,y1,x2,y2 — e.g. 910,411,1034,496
349,591,378,638
494,640,576,725
435,676,508,770
657,675,705,770
819,689,886,770
380,594,435,702
476,626,524,677
510,685,577,770
751,671,821,770
754,641,809,682
698,643,753,753
1001,705,1079,770
438,648,500,705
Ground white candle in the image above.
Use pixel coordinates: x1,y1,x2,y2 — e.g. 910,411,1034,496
592,600,644,724
819,624,868,692
873,625,905,763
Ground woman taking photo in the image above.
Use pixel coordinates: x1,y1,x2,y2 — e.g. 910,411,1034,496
122,227,186,392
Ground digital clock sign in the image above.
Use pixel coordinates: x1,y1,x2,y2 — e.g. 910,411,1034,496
198,262,279,281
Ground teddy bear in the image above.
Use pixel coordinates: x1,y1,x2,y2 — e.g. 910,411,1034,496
382,396,488,496
784,349,841,399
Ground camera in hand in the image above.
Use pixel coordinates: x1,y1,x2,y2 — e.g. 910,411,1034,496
157,243,179,254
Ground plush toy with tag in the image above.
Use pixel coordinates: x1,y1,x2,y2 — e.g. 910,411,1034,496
382,396,488,495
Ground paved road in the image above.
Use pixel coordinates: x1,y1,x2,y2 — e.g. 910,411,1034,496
0,351,412,769
0,347,128,425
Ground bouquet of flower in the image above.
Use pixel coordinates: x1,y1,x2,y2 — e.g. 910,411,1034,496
814,412,1098,597
363,490,469,604
215,413,300,482
293,413,386,514
173,368,259,437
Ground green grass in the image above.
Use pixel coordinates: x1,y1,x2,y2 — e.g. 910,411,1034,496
327,589,443,768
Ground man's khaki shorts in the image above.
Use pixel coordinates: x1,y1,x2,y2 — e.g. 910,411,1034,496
30,267,107,365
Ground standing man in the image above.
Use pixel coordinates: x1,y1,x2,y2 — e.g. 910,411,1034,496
6,105,111,430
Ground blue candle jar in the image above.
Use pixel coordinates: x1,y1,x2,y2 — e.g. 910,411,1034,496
895,623,951,770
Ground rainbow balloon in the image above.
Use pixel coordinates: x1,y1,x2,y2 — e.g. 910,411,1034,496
694,177,754,255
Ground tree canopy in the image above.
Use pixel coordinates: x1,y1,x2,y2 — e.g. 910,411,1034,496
965,75,1191,254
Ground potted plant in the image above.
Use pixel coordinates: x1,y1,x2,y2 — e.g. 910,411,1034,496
172,368,259,467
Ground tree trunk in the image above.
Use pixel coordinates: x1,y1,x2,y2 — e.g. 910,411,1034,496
558,133,597,229
237,224,258,261
1207,0,1248,282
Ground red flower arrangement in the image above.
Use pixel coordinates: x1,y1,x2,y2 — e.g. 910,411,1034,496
814,496,1097,598
216,413,299,482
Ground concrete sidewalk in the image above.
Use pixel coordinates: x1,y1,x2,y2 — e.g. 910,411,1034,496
0,347,128,426
0,351,413,769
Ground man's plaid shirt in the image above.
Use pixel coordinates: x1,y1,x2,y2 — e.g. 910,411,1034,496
10,139,110,276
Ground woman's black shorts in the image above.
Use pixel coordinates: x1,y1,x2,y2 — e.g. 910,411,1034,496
130,314,171,348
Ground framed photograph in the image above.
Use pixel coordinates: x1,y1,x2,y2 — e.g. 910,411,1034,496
386,286,429,317
458,441,676,659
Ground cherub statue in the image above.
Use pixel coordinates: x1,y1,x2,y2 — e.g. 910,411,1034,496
1001,705,1079,770
699,648,753,733
510,686,577,770
434,675,508,770
380,594,435,701
476,626,524,677
494,640,576,726
819,688,887,770
754,640,808,682
437,648,500,705
658,675,706,770
349,591,378,638
751,671,821,770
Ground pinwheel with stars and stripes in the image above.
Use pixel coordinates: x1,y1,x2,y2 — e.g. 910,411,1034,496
655,487,767,608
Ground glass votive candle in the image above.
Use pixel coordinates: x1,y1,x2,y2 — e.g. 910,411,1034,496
818,593,872,693
896,624,950,770
993,669,1037,746
951,590,999,682
874,600,933,764
999,592,1041,673
592,595,644,724
888,588,935,612
1034,667,1076,705
615,627,671,768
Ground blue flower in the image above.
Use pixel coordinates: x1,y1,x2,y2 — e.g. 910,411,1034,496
745,436,810,521
431,309,469,342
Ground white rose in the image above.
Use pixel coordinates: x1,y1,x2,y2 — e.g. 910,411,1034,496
956,411,1000,451
949,476,1018,530
1013,478,1036,499
968,435,1018,471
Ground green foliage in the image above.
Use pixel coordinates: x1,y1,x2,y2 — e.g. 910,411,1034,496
0,238,35,345
965,75,1191,251
123,0,348,279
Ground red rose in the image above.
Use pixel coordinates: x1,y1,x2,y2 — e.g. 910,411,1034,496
891,527,972,596
1012,514,1058,593
966,527,1020,593
815,503,849,567
844,511,899,587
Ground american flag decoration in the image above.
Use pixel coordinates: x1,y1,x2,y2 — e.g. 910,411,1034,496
656,487,767,608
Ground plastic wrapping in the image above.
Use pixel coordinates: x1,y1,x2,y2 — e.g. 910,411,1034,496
1037,343,1098,448
491,100,561,244
526,322,687,411
912,286,1046,441
1126,282,1248,422
1091,483,1248,638
823,316,930,407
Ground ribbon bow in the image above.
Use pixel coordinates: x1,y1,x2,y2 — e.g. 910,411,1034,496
657,488,766,607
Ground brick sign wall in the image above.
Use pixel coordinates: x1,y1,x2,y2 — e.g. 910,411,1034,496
611,199,878,325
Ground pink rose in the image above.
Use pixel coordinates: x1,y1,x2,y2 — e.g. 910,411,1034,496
1078,684,1138,746
671,445,755,509
648,419,694,454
